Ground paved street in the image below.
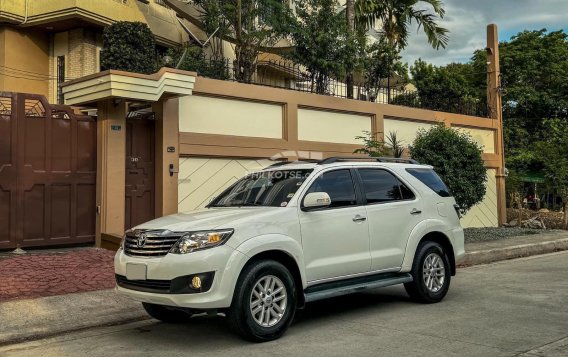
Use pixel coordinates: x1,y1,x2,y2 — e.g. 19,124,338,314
1,252,567,357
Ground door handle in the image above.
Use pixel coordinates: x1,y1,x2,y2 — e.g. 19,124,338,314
410,208,422,215
352,215,367,222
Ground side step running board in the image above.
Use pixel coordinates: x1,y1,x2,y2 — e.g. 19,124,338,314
304,273,413,303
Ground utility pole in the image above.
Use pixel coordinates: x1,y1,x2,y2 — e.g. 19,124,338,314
487,24,506,226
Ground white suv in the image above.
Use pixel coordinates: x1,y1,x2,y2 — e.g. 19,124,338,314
115,157,465,341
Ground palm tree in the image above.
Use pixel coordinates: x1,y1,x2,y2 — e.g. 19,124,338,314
355,0,449,50
355,0,449,102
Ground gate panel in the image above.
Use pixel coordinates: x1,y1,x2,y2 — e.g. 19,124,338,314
0,93,97,250
0,94,16,249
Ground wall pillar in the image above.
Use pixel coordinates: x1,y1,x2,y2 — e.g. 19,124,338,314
96,99,127,246
153,98,180,217
487,24,507,226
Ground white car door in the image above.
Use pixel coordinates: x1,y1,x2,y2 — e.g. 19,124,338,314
356,168,423,272
299,168,371,283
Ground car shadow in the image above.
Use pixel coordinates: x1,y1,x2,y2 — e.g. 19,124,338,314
122,286,414,351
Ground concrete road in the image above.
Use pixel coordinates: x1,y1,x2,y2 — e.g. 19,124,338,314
2,252,568,357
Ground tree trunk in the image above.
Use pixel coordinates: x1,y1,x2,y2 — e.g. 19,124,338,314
346,0,355,99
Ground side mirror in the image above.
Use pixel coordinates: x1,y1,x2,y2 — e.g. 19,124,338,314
303,192,331,210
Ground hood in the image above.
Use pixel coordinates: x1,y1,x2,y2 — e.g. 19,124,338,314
133,207,281,232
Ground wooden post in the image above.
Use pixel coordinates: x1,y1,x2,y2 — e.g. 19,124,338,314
487,24,507,226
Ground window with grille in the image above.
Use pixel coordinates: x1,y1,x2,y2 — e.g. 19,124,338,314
57,56,65,105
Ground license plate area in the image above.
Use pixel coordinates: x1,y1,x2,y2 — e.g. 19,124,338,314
126,263,147,280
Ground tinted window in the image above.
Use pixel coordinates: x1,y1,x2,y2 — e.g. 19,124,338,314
359,169,415,203
306,169,357,208
210,169,313,207
406,168,451,197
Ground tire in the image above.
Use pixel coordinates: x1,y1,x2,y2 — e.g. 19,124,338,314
404,241,451,304
227,260,297,342
142,302,191,323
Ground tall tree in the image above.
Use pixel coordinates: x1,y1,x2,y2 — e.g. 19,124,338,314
287,0,355,95
192,0,292,82
346,0,356,99
355,0,449,50
355,0,448,101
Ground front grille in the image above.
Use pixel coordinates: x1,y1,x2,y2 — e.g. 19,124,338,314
123,230,180,257
116,275,171,293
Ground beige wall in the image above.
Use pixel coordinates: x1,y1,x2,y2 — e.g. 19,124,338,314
453,126,496,154
298,109,372,144
0,27,49,97
461,169,499,227
178,157,272,212
179,95,284,139
383,118,434,147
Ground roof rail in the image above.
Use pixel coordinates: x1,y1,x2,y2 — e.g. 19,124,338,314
268,160,320,168
318,157,420,165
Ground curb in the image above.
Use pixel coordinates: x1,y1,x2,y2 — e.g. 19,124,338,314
459,238,568,267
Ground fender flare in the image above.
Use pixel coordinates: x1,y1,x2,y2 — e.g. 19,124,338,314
230,234,307,289
401,219,453,272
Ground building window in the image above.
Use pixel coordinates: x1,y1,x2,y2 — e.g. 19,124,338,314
57,56,65,105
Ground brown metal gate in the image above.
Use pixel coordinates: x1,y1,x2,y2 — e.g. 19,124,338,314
0,93,97,250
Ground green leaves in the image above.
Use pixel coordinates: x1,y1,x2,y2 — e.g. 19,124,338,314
355,0,449,50
287,0,357,94
409,125,487,213
100,22,157,75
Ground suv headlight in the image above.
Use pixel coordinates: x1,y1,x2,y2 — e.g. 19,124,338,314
170,229,234,254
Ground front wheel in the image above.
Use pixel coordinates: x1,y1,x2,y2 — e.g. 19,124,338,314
227,260,297,342
404,241,451,303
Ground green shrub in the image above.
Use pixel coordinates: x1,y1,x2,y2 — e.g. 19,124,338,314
410,124,487,213
166,45,230,80
100,21,157,74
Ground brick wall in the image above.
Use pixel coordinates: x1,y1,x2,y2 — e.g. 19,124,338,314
49,28,101,103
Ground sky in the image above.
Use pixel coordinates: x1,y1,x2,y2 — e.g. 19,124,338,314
401,0,568,66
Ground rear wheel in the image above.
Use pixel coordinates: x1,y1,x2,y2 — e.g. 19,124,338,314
227,260,297,342
404,241,451,303
142,302,192,323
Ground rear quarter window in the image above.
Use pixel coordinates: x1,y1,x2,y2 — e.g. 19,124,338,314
406,168,452,197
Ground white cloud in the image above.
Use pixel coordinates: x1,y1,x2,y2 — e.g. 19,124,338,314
401,0,568,66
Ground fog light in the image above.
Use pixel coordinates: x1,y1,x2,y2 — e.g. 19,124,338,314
191,276,202,289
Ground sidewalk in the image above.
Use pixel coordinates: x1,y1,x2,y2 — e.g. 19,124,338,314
0,248,115,302
460,231,568,267
1,231,567,346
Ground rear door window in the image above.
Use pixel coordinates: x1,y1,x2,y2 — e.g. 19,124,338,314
358,169,415,203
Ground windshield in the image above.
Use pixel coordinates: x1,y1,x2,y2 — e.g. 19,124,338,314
209,169,313,208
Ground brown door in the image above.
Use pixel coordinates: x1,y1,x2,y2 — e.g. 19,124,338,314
125,117,155,230
0,93,97,250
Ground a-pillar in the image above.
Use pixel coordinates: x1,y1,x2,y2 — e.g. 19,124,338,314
96,99,127,246
487,24,507,226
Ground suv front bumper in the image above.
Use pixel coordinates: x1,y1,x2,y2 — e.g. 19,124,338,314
114,245,248,309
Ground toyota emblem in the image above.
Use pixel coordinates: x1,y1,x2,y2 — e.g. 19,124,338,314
136,232,147,248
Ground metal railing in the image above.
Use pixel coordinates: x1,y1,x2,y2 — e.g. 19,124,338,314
189,58,489,118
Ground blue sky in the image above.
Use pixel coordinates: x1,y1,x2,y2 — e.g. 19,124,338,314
401,0,568,66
